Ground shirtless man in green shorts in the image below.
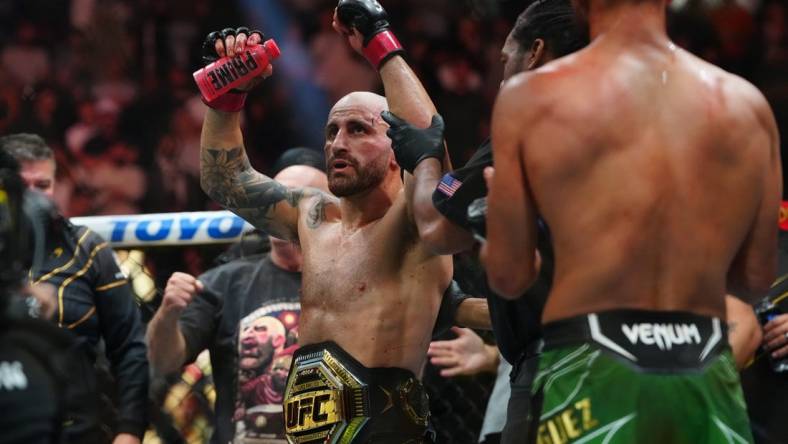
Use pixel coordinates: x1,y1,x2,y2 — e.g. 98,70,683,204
482,0,781,442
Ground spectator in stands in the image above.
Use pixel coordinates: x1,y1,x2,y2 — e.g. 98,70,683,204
78,106,147,216
1,21,50,87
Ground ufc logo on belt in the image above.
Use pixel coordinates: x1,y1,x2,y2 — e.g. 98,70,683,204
285,390,342,433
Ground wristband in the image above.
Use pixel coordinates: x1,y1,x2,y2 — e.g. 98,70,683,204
204,91,247,113
363,30,405,69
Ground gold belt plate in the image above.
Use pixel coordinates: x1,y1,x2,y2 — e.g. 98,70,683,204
284,349,370,444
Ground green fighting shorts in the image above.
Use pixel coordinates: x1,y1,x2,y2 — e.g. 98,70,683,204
529,309,753,444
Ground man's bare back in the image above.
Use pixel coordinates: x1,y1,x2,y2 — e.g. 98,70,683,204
483,2,779,440
486,33,780,322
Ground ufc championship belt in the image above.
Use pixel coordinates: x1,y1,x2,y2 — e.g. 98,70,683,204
283,342,430,444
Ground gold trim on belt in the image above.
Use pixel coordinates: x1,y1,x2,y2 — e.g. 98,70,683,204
284,348,370,444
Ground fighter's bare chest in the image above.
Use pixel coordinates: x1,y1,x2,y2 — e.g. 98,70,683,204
299,223,406,292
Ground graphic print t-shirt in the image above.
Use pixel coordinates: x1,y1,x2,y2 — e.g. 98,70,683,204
234,301,300,442
179,254,301,444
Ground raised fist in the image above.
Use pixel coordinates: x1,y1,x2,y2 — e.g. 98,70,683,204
335,0,389,44
161,272,204,317
333,0,404,69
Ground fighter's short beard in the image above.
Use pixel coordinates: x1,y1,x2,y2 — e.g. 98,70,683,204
328,158,388,197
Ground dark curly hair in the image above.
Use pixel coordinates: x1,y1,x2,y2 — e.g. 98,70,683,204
511,0,589,59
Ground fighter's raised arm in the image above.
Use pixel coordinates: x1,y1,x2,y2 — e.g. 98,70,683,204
333,0,436,131
199,28,328,241
380,111,475,254
333,0,453,235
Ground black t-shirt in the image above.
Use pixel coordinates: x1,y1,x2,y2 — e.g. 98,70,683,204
0,316,104,444
179,254,301,444
0,318,61,444
433,139,554,365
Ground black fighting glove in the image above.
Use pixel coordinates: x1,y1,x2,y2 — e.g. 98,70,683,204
201,27,265,65
336,0,405,69
199,27,265,112
381,111,445,174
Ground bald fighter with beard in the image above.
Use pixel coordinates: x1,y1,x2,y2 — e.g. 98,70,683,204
198,25,451,442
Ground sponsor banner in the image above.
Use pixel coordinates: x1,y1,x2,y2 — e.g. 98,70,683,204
70,211,255,247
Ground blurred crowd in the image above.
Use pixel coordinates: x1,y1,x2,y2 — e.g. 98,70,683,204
1,0,785,219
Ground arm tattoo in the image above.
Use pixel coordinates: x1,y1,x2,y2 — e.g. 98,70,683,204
201,146,302,239
306,194,328,229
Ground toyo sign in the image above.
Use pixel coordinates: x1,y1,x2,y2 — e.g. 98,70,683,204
70,211,256,247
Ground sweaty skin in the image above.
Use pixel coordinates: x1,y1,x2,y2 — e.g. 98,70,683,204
484,0,781,321
298,95,450,374
201,38,451,374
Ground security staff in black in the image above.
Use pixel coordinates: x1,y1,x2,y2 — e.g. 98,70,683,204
30,222,149,442
0,148,100,444
379,2,587,442
2,133,149,443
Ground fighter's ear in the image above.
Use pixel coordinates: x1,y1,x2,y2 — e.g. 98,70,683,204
272,334,286,348
527,38,546,70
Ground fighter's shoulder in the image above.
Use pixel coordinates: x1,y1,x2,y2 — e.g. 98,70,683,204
296,187,340,226
685,51,773,125
725,74,777,133
497,53,587,116
719,70,778,141
297,187,339,210
297,186,337,202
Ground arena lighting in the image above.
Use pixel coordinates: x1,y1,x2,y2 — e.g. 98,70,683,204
237,0,331,148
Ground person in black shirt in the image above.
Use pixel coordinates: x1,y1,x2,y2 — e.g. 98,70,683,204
0,146,101,444
0,148,60,444
146,160,329,444
379,2,587,442
1,133,148,444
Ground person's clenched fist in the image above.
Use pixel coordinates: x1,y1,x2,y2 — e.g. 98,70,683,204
161,272,204,317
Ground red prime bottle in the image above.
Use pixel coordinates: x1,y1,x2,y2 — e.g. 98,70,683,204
193,39,281,102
